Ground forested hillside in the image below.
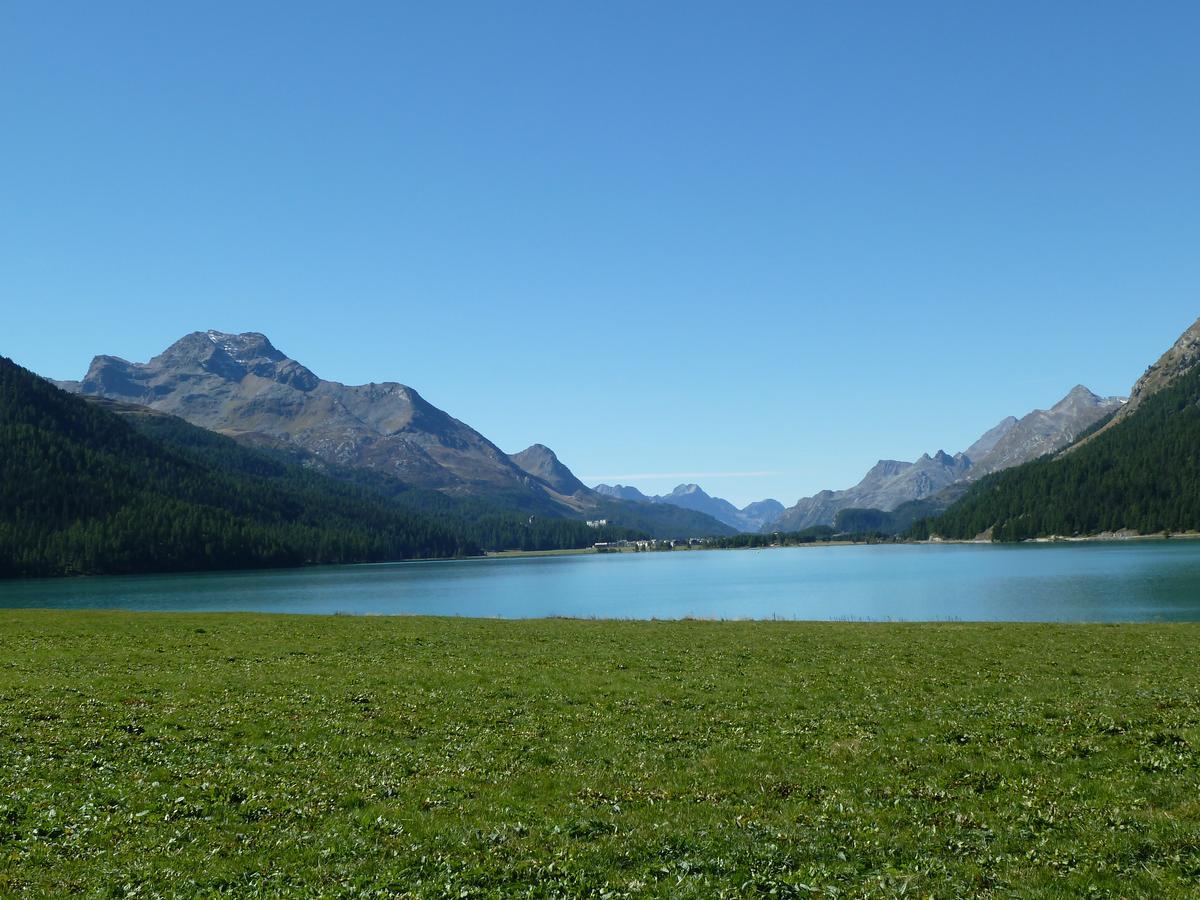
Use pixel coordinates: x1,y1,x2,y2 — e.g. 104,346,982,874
909,364,1200,541
122,405,645,554
0,358,643,577
0,357,483,576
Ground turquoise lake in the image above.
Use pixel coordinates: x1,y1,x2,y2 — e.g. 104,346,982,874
5,541,1200,621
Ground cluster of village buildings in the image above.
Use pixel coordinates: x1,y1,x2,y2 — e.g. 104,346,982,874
586,517,713,552
592,538,707,551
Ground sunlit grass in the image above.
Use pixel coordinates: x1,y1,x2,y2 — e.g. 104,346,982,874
3,611,1200,896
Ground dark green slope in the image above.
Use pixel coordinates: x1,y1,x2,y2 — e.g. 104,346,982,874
114,409,650,549
124,406,726,541
0,359,658,577
910,366,1200,541
834,499,948,536
0,356,486,577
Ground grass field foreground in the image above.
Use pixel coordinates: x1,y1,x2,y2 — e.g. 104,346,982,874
2,611,1200,897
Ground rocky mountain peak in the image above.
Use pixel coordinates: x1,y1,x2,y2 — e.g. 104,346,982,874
508,444,589,497
1050,384,1102,413
592,481,782,532
67,330,546,492
128,330,320,392
204,330,285,362
742,498,785,520
592,484,652,502
968,384,1124,476
512,443,558,464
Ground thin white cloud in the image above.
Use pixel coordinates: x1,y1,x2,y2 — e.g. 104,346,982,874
580,471,780,481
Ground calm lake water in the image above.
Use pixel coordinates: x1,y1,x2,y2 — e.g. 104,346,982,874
5,542,1200,621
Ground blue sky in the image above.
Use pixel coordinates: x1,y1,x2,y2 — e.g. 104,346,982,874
4,2,1199,506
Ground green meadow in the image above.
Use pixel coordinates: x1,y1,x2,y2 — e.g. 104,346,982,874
3,611,1200,897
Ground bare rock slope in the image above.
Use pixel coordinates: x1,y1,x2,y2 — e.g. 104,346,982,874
508,444,591,503
766,385,1124,532
969,386,1124,476
71,331,534,492
769,451,972,532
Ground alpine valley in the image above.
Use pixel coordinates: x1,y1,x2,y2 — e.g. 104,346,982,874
6,315,1200,579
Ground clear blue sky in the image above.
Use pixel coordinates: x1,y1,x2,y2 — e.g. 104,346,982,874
4,2,1198,506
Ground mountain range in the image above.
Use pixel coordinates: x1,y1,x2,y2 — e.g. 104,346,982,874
767,384,1125,532
7,314,1200,578
593,483,785,533
57,331,737,538
61,331,555,495
913,315,1200,541
57,329,1125,539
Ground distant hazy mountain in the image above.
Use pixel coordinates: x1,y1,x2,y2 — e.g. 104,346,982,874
593,482,783,532
740,498,788,529
62,331,736,538
593,484,652,503
766,384,1125,532
656,484,780,533
769,451,972,532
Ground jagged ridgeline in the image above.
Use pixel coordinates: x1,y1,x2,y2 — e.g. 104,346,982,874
0,357,644,577
909,362,1200,541
58,330,736,539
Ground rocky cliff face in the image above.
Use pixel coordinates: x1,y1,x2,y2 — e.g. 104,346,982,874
766,384,1124,532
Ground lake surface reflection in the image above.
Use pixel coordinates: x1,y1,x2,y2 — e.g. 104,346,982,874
6,542,1200,621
